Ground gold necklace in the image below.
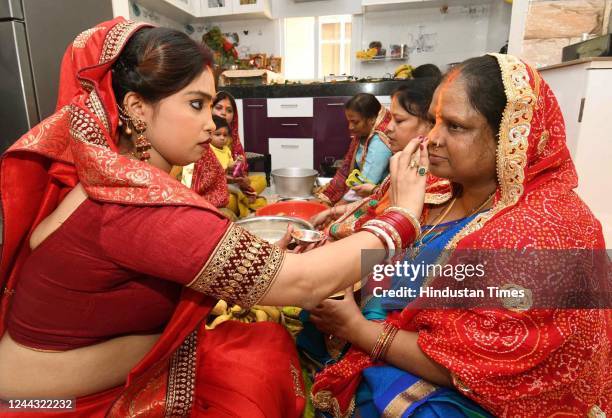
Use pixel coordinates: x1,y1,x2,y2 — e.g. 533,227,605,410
410,192,495,258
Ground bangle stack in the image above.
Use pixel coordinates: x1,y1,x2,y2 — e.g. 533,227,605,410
370,322,399,362
359,207,420,258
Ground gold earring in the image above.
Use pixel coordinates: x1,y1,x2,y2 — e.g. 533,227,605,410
132,118,151,161
117,105,133,135
118,105,151,161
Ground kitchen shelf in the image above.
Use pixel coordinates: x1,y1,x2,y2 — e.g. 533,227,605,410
358,57,408,63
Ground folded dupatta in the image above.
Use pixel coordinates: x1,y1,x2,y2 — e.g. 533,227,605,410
312,54,611,417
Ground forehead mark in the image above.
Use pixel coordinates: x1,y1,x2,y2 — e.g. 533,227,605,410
430,69,461,138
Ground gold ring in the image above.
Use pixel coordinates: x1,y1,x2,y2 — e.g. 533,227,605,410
409,159,417,169
417,166,428,176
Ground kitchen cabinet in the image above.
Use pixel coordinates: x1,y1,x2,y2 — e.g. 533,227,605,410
242,98,268,154
165,0,199,15
313,97,351,173
267,98,314,118
231,0,269,15
199,0,270,18
199,0,232,16
539,58,612,246
268,138,314,170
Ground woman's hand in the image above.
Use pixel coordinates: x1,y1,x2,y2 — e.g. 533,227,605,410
275,224,294,249
309,287,366,342
235,176,251,189
310,209,334,229
351,183,376,197
389,136,429,220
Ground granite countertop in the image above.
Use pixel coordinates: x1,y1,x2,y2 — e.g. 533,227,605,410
220,79,408,98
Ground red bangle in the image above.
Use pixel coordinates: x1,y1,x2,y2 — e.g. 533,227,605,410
377,212,417,248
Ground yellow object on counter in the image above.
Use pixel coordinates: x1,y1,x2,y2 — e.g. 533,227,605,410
345,168,373,188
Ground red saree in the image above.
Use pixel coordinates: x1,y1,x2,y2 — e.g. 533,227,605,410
191,91,253,203
312,54,610,417
0,18,304,417
223,91,249,172
316,107,392,206
191,144,230,208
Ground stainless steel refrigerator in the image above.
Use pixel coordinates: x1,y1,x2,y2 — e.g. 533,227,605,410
0,0,113,153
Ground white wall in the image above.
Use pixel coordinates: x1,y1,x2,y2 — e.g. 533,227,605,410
355,3,511,78
486,0,512,52
271,0,361,18
189,18,281,58
129,0,512,79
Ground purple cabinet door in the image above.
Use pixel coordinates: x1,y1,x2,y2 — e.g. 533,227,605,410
242,98,268,154
313,97,351,174
266,117,313,138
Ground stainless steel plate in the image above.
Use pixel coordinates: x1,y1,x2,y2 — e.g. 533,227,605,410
235,216,314,244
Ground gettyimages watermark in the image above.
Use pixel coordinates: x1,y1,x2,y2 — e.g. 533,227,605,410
359,249,612,309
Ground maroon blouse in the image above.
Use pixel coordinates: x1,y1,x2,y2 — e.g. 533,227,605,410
7,199,230,351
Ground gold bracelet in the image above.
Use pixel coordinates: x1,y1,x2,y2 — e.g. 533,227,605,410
384,206,421,234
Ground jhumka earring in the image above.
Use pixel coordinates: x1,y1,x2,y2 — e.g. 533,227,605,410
118,105,151,161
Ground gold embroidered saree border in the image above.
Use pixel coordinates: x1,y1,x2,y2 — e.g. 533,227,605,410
381,380,438,418
165,330,198,417
187,224,285,308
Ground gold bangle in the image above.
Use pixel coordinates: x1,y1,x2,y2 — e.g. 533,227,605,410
384,206,421,234
379,325,399,361
370,322,399,362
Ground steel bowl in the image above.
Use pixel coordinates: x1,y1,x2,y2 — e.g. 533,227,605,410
291,228,326,245
271,167,318,199
235,216,314,244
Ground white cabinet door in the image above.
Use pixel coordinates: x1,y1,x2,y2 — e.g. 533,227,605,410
165,0,199,15
200,0,232,16
231,0,268,14
267,98,314,118
269,138,314,170
362,0,421,6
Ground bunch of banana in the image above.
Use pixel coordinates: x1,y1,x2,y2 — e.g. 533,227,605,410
206,300,283,330
281,306,303,337
356,47,379,60
394,64,414,79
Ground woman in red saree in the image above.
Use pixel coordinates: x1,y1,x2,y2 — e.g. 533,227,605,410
189,91,266,218
315,94,393,207
310,54,610,417
0,18,430,417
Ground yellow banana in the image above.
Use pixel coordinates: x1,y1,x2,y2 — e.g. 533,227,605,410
208,313,232,329
211,300,228,316
253,309,269,322
281,306,302,318
230,305,243,313
254,305,281,322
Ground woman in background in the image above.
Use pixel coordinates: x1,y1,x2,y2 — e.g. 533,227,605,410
311,77,442,236
211,91,267,218
315,93,393,206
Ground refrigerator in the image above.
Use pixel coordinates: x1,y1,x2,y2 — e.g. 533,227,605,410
0,0,114,153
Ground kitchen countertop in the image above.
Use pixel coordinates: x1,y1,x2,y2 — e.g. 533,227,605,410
538,57,612,71
221,80,408,98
